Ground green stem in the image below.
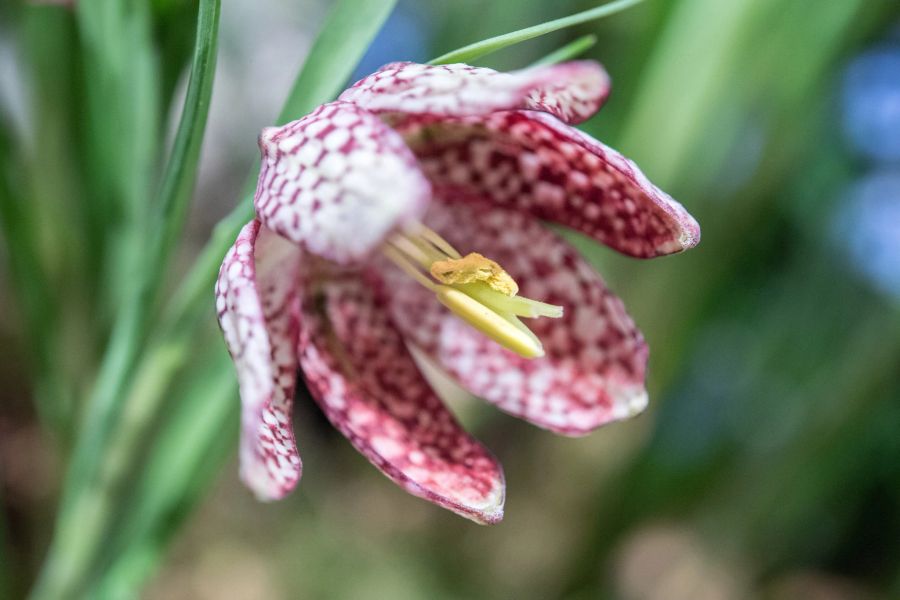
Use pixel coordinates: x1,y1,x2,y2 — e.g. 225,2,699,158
529,34,598,66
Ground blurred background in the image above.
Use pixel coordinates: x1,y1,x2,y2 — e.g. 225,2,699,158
2,0,900,598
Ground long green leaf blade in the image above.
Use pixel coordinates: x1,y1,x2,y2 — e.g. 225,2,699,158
429,0,645,65
152,0,222,280
85,0,223,437
278,0,397,122
76,0,159,308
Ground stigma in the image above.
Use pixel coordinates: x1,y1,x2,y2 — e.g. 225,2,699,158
384,222,563,359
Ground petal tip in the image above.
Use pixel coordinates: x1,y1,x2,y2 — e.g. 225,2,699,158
472,504,505,526
444,483,506,525
617,386,649,419
406,460,506,525
240,459,302,503
678,214,702,251
521,60,612,123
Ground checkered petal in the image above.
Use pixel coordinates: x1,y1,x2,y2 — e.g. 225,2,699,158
215,220,303,500
339,61,610,124
254,101,431,264
297,274,505,524
383,201,649,435
398,110,700,258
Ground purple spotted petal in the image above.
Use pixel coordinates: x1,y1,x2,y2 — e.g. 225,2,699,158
297,273,505,524
383,201,648,435
397,110,700,258
215,220,303,500
254,101,431,264
339,61,610,124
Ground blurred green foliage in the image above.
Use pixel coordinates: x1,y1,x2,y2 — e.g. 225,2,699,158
1,0,899,599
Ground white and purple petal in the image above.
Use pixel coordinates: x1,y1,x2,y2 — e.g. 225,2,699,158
297,274,505,524
384,202,649,435
254,101,431,264
339,61,610,124
398,110,700,258
215,220,303,500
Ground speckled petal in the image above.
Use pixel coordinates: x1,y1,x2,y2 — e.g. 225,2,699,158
297,273,505,523
383,201,649,435
339,61,610,124
254,101,431,264
397,110,700,258
215,220,303,500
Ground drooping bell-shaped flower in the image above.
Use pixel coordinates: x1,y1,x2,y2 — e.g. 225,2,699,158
215,60,699,523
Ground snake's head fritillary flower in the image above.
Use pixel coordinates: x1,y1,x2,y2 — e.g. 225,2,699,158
215,61,699,524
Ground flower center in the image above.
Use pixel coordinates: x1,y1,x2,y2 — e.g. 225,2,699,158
384,222,563,359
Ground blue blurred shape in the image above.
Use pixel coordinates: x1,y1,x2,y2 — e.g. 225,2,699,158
842,46,900,163
349,1,433,83
834,170,900,300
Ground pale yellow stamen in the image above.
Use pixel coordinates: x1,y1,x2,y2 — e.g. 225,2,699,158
416,223,461,259
388,234,434,267
383,245,437,291
382,223,563,360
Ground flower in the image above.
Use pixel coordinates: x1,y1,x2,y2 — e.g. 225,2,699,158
215,61,700,524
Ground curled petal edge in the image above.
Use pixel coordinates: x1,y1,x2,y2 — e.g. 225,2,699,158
215,219,303,501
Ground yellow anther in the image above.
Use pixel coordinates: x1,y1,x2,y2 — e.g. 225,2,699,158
434,286,545,359
430,252,519,296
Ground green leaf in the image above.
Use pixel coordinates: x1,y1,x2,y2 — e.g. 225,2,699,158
61,0,223,519
14,7,91,440
278,0,397,122
29,2,222,599
76,0,160,306
530,34,598,66
58,0,221,517
77,0,158,213
149,0,221,296
429,0,645,65
89,345,238,598
0,109,69,436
